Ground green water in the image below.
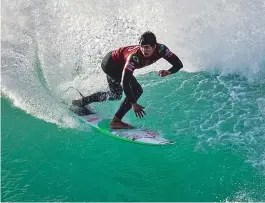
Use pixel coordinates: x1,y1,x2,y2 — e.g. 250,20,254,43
2,72,265,201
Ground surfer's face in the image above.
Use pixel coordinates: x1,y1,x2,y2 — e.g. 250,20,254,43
140,44,156,58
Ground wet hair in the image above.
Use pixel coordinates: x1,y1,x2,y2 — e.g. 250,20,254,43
139,31,157,47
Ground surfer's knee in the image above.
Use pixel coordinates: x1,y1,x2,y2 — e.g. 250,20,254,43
109,91,122,100
115,87,123,100
113,93,122,100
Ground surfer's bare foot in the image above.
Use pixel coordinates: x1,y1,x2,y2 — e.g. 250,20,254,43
110,117,132,129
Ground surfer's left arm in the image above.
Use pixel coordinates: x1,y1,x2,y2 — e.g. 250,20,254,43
158,44,183,77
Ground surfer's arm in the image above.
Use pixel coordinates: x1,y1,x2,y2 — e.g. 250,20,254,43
121,56,137,104
159,44,183,74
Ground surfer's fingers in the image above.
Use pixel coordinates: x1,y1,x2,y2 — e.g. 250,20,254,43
136,112,142,118
139,109,146,117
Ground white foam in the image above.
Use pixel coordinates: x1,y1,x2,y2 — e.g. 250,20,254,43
1,0,265,128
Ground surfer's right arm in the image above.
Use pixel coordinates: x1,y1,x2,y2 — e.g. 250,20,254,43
122,55,146,118
122,55,137,104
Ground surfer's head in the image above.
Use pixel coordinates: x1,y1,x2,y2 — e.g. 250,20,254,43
139,31,157,58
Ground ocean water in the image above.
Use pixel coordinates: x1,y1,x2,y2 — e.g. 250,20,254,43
1,0,265,201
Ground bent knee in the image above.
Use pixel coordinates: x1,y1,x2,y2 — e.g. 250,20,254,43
114,94,122,100
109,92,122,101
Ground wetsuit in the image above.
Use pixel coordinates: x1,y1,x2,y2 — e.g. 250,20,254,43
81,43,183,119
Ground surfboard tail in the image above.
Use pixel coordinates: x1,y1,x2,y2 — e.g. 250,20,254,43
69,105,95,116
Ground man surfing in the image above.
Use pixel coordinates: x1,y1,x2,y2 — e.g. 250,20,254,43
72,31,183,129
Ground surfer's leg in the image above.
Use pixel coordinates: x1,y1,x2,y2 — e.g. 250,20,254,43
72,52,123,107
72,92,108,107
115,77,143,119
110,77,143,129
107,76,123,100
72,76,122,107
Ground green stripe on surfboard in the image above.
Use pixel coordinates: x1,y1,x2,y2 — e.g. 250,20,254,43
96,119,175,146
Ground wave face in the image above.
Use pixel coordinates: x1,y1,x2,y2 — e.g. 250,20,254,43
1,0,265,125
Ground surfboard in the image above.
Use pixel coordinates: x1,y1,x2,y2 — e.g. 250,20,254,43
69,106,175,146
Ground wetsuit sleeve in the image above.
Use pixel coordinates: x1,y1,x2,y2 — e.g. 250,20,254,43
121,54,139,104
159,44,183,74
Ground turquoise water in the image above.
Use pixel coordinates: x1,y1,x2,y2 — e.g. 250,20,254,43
2,0,265,201
2,72,265,201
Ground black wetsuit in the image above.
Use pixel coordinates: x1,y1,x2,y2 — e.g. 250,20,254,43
80,43,183,119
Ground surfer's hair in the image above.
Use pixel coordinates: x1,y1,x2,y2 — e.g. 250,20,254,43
139,31,157,47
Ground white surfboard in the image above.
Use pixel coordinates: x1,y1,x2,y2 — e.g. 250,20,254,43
70,106,175,146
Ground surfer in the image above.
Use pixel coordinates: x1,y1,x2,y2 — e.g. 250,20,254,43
72,31,183,129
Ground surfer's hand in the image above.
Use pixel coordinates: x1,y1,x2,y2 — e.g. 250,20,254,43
158,70,171,77
132,103,146,118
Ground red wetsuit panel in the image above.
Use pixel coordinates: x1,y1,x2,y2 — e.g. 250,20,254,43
111,43,177,72
112,43,180,104
112,45,139,65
